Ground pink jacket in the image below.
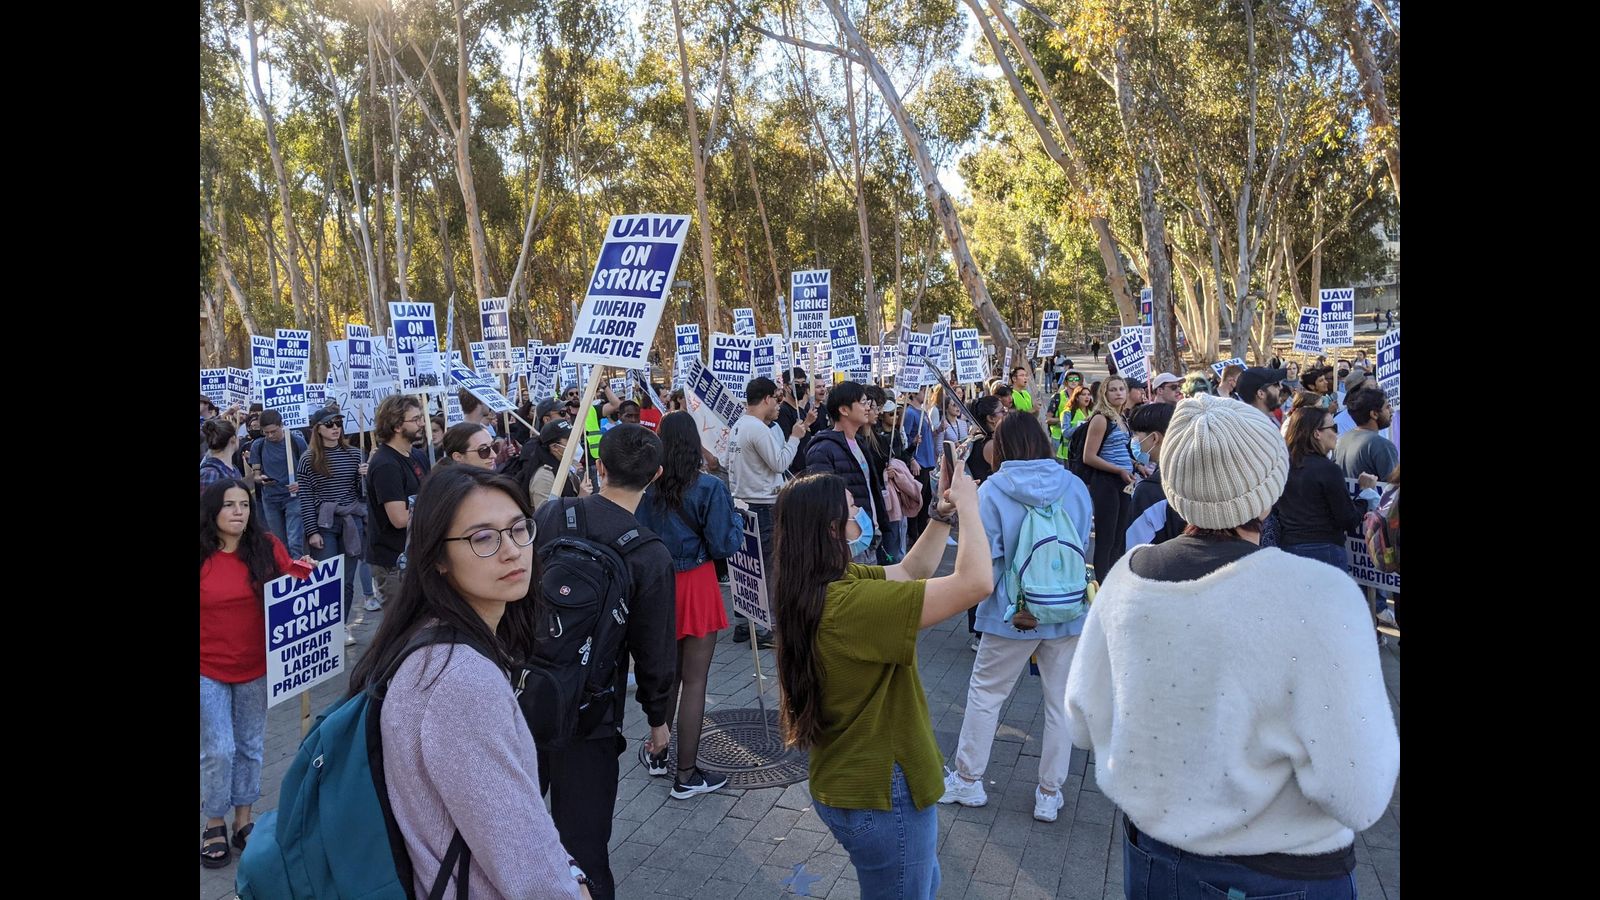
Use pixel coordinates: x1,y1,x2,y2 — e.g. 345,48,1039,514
883,458,923,523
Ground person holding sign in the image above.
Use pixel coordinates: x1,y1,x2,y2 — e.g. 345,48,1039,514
1276,407,1379,571
1067,395,1397,900
199,478,307,868
1080,377,1136,582
728,377,813,646
770,460,992,899
526,420,592,504
633,413,744,798
342,465,590,898
297,408,369,645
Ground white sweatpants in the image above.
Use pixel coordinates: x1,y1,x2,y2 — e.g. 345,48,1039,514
953,632,1080,793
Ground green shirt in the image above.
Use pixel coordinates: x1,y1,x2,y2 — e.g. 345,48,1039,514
1012,389,1035,413
809,565,943,811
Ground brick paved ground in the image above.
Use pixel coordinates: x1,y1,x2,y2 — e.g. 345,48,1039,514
201,548,1400,899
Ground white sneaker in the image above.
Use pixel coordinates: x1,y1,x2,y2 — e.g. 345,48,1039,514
1033,786,1064,822
938,769,988,807
364,595,383,612
1376,608,1397,627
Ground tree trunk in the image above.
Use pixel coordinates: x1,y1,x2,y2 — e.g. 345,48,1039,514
822,0,1020,359
672,0,722,336
739,124,785,336
450,0,497,303
385,15,409,310
242,0,311,331
368,22,389,321
1340,0,1398,205
1111,38,1176,373
1309,192,1324,303
843,58,881,344
975,0,1136,324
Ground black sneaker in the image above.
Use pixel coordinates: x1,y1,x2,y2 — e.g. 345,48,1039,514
731,624,750,644
638,743,670,777
671,767,728,799
755,631,776,650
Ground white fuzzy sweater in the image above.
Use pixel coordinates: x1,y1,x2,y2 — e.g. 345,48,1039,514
1065,547,1399,857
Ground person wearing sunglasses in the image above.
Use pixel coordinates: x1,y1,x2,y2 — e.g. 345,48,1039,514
344,465,591,899
441,423,497,471
297,406,369,643
1273,406,1379,571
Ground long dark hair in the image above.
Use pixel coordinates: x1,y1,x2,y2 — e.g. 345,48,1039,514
346,466,541,698
1284,406,1330,466
200,478,281,588
772,474,853,749
650,411,702,514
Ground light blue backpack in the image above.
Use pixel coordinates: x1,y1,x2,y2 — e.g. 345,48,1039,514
1005,503,1089,628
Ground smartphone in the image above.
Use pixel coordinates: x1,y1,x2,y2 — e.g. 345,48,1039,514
942,440,957,481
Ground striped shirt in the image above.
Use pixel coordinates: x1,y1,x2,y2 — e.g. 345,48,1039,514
297,445,365,538
1098,422,1134,474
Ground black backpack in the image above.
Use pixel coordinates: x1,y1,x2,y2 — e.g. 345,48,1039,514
1063,413,1103,482
521,498,659,749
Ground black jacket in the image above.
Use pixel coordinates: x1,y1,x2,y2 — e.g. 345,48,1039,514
1274,454,1366,547
804,429,890,533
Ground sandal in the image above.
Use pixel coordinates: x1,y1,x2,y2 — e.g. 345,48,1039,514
233,821,255,852
201,824,231,868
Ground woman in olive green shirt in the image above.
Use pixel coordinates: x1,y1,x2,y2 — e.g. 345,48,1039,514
772,464,992,898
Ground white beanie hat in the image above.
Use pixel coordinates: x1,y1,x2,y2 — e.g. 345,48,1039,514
1161,394,1289,529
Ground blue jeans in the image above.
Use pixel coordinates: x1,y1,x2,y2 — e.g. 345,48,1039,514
812,764,940,899
1123,819,1356,900
883,519,907,562
313,530,358,618
199,675,268,819
1282,541,1349,571
260,490,305,558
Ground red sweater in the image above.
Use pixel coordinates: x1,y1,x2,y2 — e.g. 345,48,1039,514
639,408,662,432
200,535,292,683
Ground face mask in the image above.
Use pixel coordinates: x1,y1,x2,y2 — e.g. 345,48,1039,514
848,507,874,557
1130,438,1150,466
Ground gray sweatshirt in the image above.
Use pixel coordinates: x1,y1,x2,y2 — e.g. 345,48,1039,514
728,413,798,503
381,642,581,899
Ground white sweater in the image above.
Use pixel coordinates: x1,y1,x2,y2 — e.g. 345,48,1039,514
1065,547,1398,857
728,413,797,503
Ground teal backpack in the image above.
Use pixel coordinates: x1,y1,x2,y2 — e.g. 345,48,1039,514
1005,503,1089,628
237,627,490,900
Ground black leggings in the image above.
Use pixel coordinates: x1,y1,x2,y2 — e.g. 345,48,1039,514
666,632,718,780
1087,469,1132,582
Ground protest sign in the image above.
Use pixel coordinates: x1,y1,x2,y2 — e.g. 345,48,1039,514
790,270,831,342
878,342,899,385
264,557,346,707
200,369,228,407
1108,331,1148,384
953,327,985,384
751,335,776,382
274,329,312,376
1319,288,1355,347
447,363,518,415
479,297,513,376
1211,357,1245,379
1002,346,1013,375
368,335,398,403
249,334,277,377
389,302,442,392
903,332,931,390
893,309,913,366
729,509,773,631
609,377,631,402
733,307,757,336
853,344,873,383
768,334,789,382
635,369,667,415
261,372,309,428
931,316,953,373
468,341,488,374
682,359,742,461
675,323,702,360
829,316,862,372
709,333,756,394
566,214,691,369
1376,329,1400,410
226,367,251,409
1038,310,1061,358
1344,478,1399,591
303,382,328,421
1026,338,1038,360
1295,306,1322,353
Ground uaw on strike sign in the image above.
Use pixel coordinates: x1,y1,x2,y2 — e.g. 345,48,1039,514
566,215,692,370
264,557,346,707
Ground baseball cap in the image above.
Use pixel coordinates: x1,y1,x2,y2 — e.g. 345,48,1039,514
538,420,574,445
1150,372,1183,389
536,398,562,421
1232,367,1288,404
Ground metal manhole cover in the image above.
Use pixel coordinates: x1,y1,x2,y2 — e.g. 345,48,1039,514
642,707,810,789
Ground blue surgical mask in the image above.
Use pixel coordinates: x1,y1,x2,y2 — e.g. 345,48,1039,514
848,507,874,557
1130,438,1150,466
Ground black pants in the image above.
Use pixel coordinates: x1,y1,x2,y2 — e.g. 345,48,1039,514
537,733,625,899
906,465,932,546
1087,469,1132,582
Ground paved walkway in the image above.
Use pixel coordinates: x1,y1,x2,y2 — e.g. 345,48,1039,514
202,550,1400,899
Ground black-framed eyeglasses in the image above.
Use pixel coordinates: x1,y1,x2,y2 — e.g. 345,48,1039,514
1317,425,1337,433
444,517,537,558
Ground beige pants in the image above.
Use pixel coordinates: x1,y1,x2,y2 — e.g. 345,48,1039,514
953,632,1080,793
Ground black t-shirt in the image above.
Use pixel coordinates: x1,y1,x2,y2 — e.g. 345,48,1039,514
1127,534,1260,581
366,443,430,567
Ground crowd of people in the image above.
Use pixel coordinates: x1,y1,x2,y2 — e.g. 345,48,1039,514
201,336,1399,899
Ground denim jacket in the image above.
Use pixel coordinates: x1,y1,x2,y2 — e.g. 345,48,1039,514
635,473,744,573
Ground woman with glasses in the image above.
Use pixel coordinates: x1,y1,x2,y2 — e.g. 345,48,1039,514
1274,406,1378,570
345,465,590,898
440,423,496,470
199,478,308,867
632,412,743,800
297,407,369,640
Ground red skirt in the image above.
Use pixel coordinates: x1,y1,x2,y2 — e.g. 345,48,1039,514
675,561,728,640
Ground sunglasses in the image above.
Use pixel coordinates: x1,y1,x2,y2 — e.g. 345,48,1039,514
320,418,344,428
469,443,495,459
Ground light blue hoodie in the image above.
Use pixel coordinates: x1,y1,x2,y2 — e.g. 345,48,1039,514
975,458,1095,639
